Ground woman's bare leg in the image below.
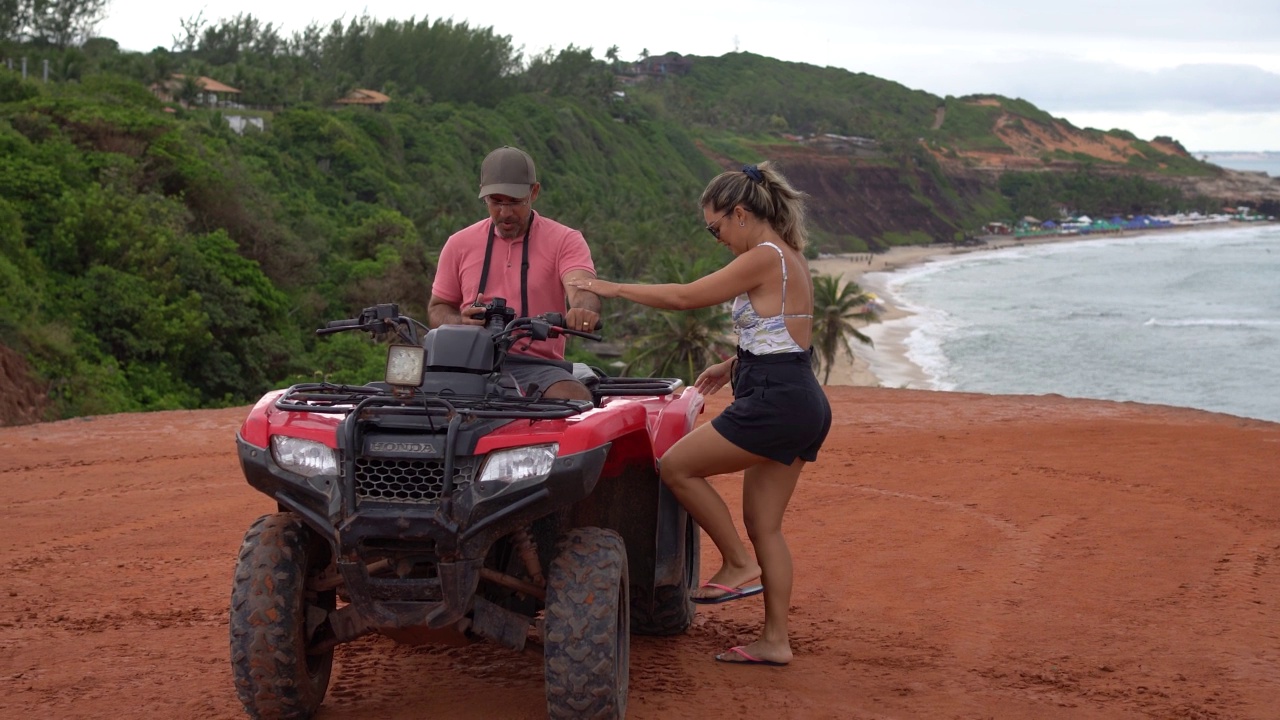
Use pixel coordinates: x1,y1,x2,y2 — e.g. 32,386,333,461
717,458,803,664
660,422,768,599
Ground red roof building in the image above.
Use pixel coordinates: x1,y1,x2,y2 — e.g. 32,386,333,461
335,88,391,108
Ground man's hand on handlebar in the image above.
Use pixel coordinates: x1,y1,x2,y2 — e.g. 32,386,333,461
564,307,601,333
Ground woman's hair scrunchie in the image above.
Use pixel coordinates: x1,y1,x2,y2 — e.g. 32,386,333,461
742,164,765,184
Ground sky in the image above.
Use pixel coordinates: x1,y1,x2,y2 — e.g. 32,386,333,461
96,1,1280,151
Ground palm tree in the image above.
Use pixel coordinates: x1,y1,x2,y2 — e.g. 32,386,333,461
810,273,880,384
620,254,734,382
626,305,735,381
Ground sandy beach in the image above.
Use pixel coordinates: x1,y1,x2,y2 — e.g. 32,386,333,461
809,245,941,387
809,241,1009,388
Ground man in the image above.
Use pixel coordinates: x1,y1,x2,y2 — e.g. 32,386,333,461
428,145,601,401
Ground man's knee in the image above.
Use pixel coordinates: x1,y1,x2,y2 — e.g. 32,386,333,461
541,379,592,402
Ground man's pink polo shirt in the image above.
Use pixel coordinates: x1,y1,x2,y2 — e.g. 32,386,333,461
432,213,595,360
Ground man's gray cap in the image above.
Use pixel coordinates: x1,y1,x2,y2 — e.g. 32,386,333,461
478,146,537,199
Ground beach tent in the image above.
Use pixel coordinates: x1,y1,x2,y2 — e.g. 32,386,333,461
1041,220,1058,229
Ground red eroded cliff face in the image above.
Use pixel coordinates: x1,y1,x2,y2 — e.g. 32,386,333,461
0,345,46,426
778,152,982,246
706,143,993,251
709,115,1280,252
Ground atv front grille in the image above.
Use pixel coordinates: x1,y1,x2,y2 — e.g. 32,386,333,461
353,456,477,503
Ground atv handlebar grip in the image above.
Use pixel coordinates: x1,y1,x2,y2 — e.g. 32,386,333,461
315,318,364,335
544,313,602,331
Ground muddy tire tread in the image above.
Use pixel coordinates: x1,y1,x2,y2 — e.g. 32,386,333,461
229,513,333,720
543,527,629,720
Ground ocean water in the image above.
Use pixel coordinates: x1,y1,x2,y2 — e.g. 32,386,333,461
858,224,1280,423
1197,151,1280,178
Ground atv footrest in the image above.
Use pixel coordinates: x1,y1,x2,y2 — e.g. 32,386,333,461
472,596,531,651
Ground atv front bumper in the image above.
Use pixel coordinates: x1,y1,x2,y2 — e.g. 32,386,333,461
237,435,609,631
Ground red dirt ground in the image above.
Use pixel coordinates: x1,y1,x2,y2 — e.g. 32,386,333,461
3,387,1278,719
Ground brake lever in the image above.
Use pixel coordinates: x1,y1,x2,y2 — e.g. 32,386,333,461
558,326,603,342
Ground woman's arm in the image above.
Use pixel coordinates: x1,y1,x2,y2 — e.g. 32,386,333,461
569,247,772,310
693,355,736,395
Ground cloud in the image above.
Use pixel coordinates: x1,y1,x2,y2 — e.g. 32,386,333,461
876,52,1280,114
993,61,1280,113
813,0,1280,45
1056,110,1280,151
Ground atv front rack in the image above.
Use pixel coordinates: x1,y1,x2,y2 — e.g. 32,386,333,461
275,376,686,418
275,383,592,419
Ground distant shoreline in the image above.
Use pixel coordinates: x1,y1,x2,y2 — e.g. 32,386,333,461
807,220,1274,388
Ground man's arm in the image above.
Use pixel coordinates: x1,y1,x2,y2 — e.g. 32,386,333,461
428,293,485,328
562,269,601,331
564,269,601,313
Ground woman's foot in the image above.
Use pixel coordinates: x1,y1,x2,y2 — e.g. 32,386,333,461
714,639,793,666
691,562,763,602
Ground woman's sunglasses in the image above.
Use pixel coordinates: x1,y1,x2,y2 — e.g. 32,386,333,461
705,210,732,239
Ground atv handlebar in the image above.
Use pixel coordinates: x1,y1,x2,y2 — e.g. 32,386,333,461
315,303,429,345
318,318,363,333
314,300,603,347
539,313,604,341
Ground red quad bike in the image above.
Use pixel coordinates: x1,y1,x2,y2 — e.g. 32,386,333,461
230,299,704,720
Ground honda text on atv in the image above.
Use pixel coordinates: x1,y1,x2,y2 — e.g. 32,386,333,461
230,299,704,719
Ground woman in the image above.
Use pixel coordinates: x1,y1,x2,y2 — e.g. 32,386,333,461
567,163,832,667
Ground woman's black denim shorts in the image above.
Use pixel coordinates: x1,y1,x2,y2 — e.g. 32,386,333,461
711,348,832,465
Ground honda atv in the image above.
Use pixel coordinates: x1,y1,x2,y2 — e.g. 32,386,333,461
229,299,703,720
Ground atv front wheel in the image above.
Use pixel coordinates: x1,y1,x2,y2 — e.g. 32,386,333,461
230,513,335,720
543,527,629,720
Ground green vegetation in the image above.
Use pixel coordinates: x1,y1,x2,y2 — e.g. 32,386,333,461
936,99,1010,152
998,170,1218,219
634,51,939,139
0,15,1234,420
0,59,719,417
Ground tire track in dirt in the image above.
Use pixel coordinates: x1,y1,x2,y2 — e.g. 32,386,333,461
2,487,251,567
1,450,230,479
796,449,1277,719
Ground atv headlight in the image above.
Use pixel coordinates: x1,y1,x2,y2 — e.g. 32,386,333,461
476,444,558,497
271,436,338,477
385,345,426,387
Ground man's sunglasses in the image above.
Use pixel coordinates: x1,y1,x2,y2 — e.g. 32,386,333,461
484,196,531,210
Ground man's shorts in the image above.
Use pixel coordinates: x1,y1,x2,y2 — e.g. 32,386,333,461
500,355,580,396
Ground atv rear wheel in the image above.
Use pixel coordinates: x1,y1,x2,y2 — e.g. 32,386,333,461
230,513,335,720
631,513,699,636
543,527,629,720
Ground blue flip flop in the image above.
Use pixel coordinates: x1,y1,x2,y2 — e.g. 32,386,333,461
691,581,764,605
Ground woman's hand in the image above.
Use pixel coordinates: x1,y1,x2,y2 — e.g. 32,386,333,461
566,277,621,299
694,358,734,396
